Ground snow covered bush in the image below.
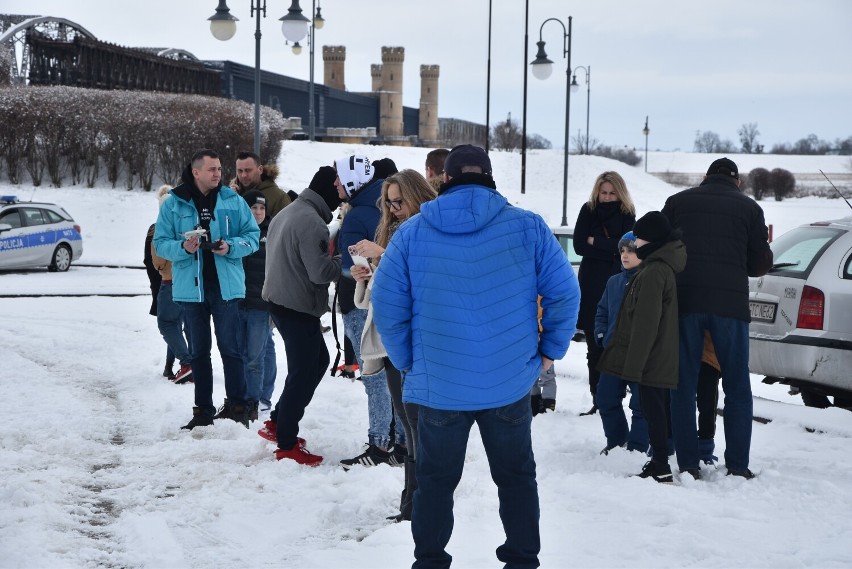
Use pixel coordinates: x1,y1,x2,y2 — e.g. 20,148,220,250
0,86,288,190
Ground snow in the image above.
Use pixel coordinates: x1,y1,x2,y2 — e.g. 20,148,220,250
2,144,851,568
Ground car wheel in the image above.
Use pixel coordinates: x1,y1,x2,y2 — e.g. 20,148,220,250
800,388,831,409
48,244,72,272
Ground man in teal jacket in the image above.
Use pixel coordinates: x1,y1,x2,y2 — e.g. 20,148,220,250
372,145,580,568
154,149,260,430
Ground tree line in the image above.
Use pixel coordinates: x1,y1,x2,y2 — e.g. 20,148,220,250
0,85,288,190
695,123,852,155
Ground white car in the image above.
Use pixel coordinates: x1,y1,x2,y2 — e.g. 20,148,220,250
551,225,583,341
0,195,83,272
748,216,852,408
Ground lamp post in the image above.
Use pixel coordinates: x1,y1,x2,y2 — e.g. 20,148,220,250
520,0,529,194
208,0,310,155
570,65,590,154
485,0,493,152
307,1,324,141
530,16,572,227
643,116,650,173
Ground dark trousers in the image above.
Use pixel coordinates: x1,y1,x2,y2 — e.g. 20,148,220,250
639,385,670,465
413,396,539,569
269,303,329,450
385,358,420,459
583,329,603,401
697,362,721,440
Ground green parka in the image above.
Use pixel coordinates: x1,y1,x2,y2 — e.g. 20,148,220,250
597,239,686,389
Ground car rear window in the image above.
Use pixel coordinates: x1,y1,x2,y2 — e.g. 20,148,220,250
768,226,843,278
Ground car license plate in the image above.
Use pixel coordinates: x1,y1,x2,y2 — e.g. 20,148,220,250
750,301,777,323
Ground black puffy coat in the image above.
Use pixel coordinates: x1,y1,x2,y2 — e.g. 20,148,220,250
661,175,772,321
572,201,635,330
242,217,270,310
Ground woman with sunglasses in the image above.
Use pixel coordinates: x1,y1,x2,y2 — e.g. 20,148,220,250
350,168,437,522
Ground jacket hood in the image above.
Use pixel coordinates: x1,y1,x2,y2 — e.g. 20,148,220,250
348,177,383,208
644,239,686,274
229,163,281,192
420,182,507,234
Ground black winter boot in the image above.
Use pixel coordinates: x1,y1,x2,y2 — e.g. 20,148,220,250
181,407,214,430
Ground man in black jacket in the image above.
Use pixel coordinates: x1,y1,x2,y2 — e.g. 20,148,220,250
662,157,773,480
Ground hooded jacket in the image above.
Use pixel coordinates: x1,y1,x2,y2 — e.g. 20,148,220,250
371,173,581,411
153,182,259,303
594,265,640,348
262,188,342,317
232,163,292,218
597,240,687,389
661,175,772,321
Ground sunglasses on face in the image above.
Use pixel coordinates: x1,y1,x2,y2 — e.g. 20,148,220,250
385,198,404,211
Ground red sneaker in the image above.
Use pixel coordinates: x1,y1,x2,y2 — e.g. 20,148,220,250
274,445,323,467
257,421,306,447
173,364,193,384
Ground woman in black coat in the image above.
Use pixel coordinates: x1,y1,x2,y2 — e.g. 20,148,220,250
573,171,636,414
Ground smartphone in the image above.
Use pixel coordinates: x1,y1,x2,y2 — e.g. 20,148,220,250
351,254,372,275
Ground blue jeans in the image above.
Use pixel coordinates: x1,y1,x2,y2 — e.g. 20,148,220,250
343,308,404,449
238,307,272,402
671,313,753,472
597,372,649,453
156,283,191,365
412,396,539,569
260,329,277,407
180,280,246,417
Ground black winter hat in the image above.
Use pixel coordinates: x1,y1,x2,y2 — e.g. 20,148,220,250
633,211,671,244
242,189,266,208
309,166,342,213
372,158,399,180
706,157,739,179
444,144,492,178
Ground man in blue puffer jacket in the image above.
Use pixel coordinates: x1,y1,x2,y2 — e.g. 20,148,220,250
371,144,580,569
154,149,260,431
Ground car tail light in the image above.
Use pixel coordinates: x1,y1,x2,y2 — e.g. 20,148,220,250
797,285,824,330
73,224,81,234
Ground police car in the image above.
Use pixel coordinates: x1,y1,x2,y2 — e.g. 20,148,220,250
0,196,83,271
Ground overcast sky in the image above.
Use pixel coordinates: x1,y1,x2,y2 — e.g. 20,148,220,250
4,0,851,151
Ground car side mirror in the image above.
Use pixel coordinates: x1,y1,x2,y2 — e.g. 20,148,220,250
0,223,12,233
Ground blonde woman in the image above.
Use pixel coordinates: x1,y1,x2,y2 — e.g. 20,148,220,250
349,169,437,521
572,171,636,415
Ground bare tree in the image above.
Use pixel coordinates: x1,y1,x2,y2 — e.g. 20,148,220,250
693,130,736,153
491,115,523,152
738,122,760,154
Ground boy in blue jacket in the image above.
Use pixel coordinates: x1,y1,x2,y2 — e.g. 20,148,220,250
594,231,649,454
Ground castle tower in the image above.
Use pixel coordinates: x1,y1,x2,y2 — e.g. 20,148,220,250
379,46,404,138
370,64,383,92
323,46,346,90
419,65,440,144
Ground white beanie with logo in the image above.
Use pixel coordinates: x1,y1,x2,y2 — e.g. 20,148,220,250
334,155,374,197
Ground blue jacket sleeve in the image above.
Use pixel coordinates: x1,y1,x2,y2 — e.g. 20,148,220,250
536,218,581,360
595,284,609,347
153,201,192,262
371,231,414,372
224,199,260,259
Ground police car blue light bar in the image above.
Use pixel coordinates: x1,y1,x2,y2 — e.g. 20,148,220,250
1,195,18,204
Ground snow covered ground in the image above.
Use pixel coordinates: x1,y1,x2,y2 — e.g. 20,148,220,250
1,144,851,568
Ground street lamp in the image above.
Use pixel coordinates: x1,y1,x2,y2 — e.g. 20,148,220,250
530,16,572,227
208,0,310,155
570,65,590,154
307,0,324,141
643,116,650,173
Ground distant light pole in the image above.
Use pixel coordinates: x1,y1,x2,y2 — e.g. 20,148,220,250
520,0,530,194
643,116,650,172
208,0,310,155
531,15,572,227
570,65,590,154
288,1,324,140
485,0,493,152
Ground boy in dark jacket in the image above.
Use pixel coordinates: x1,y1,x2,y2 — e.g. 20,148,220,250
594,231,649,455
597,212,686,483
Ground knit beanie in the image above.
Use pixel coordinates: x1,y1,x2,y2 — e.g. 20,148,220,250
618,231,637,252
242,189,266,208
632,211,671,244
444,144,492,178
334,155,374,197
372,158,399,180
309,166,342,213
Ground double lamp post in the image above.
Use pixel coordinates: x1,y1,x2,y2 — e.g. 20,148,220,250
207,0,322,154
